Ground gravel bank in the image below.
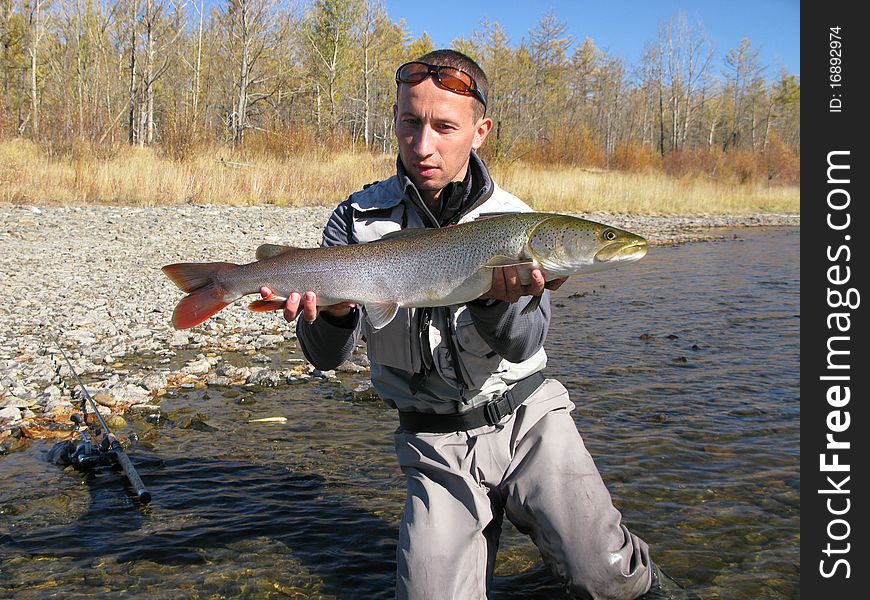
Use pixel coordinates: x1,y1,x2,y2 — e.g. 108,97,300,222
0,204,799,447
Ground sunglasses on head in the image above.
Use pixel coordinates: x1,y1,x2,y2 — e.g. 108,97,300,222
395,61,487,113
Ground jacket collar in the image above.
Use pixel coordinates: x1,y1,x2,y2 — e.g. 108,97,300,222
399,153,494,227
349,152,495,226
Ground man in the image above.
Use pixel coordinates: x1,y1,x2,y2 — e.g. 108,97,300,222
261,50,692,600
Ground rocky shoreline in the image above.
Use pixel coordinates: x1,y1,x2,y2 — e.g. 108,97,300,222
0,204,799,450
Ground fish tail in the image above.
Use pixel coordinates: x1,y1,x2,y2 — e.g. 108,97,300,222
162,262,239,329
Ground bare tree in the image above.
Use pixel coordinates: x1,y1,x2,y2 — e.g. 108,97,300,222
219,0,284,145
353,0,389,148
305,0,362,133
527,11,571,145
723,38,765,150
188,0,204,132
137,0,183,145
1,0,28,134
23,0,49,137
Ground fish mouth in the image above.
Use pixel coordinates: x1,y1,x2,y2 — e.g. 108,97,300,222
594,240,649,263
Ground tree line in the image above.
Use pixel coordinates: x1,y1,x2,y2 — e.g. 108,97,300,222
1,0,799,181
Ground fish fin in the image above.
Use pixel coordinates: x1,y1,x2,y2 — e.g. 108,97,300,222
162,262,238,329
248,297,288,312
364,301,400,330
255,244,303,260
483,255,535,268
472,212,512,220
170,287,232,329
162,262,236,292
377,229,423,241
520,295,543,315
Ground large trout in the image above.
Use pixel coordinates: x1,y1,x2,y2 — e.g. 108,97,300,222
162,212,648,330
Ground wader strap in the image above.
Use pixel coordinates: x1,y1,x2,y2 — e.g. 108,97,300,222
398,372,546,433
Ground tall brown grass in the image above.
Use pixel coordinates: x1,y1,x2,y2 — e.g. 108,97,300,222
1,138,799,214
2,137,395,207
491,162,798,214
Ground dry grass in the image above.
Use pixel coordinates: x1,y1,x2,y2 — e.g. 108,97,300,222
492,162,800,214
1,139,395,207
1,138,799,214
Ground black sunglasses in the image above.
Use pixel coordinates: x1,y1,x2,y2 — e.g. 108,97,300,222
395,61,487,112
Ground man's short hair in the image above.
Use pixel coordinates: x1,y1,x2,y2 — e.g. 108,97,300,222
409,49,489,120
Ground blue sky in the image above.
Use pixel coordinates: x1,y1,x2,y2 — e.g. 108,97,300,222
383,0,800,77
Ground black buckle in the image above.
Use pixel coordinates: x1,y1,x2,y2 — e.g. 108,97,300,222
483,398,505,425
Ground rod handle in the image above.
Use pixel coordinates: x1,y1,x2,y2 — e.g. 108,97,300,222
113,446,152,505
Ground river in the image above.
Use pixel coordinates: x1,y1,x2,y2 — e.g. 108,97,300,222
0,226,800,599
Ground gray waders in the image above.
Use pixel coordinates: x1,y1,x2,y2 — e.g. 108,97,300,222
394,379,653,600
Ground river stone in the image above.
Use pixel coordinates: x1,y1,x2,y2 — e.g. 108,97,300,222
215,364,250,381
25,364,56,386
140,372,168,392
93,390,118,407
335,360,369,373
205,374,233,387
256,334,285,347
348,383,381,403
183,357,213,375
105,415,127,430
116,384,151,404
0,397,33,409
169,331,190,347
0,406,21,423
44,398,75,415
247,368,284,387
177,413,217,432
40,384,62,400
10,386,35,400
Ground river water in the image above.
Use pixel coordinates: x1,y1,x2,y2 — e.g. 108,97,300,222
0,226,799,599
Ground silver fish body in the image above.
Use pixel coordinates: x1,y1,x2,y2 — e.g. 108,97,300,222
162,212,648,330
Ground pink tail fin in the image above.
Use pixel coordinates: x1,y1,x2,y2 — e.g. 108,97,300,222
162,262,237,329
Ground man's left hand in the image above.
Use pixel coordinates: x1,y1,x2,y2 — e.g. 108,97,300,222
480,267,567,304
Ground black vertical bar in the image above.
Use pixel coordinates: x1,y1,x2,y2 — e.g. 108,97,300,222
802,2,867,596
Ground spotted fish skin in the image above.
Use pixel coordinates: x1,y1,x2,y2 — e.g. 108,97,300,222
162,212,648,330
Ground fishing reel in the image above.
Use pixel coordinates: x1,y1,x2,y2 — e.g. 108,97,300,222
48,413,119,471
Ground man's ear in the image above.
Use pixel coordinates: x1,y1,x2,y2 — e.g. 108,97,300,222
472,116,494,151
393,103,398,123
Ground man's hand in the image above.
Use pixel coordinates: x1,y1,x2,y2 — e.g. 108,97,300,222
259,287,356,324
479,267,567,304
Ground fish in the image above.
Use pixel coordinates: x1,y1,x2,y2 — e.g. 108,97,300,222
162,212,648,331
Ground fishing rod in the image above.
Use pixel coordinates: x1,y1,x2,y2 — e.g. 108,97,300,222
51,334,152,505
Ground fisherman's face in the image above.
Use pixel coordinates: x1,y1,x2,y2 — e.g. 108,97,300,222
394,77,492,204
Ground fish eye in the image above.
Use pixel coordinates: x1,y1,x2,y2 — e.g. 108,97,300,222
603,229,617,241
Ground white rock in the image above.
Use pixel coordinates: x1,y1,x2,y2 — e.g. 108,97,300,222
0,406,21,422
0,397,33,409
116,384,151,405
169,331,190,347
256,334,285,347
183,357,213,375
139,372,168,392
